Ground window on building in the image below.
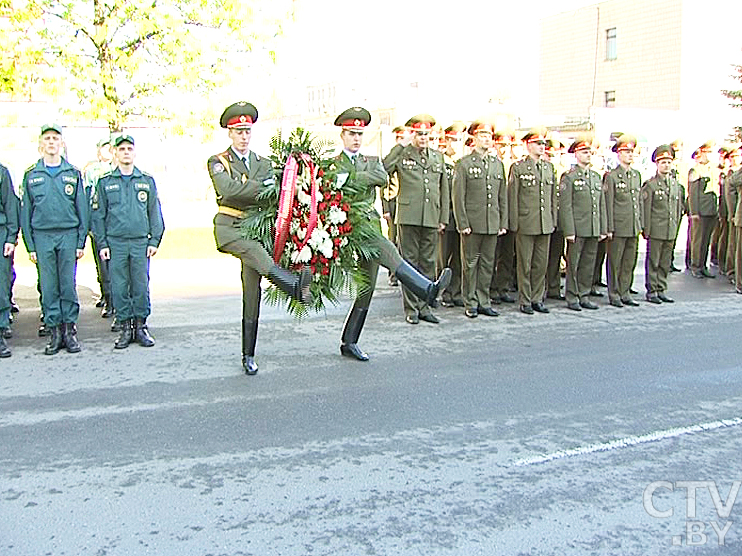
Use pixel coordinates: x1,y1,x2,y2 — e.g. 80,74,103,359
604,90,616,108
606,27,617,60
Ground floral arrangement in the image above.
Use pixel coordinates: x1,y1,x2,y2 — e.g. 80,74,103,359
241,128,381,316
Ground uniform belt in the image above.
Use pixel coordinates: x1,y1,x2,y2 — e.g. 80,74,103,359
217,206,245,218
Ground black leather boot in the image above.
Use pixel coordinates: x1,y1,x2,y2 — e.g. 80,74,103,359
134,317,155,347
44,325,64,355
0,333,10,358
394,261,452,306
267,265,313,304
340,307,369,361
101,295,113,318
111,315,122,332
114,319,133,349
62,322,81,353
242,319,259,375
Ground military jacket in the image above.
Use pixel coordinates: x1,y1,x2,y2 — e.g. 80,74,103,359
507,156,558,235
0,163,20,247
92,166,165,249
443,153,457,231
20,158,88,253
723,170,737,223
731,169,742,227
603,165,642,237
559,165,606,238
688,163,719,216
452,151,508,234
333,151,388,219
383,144,449,229
208,148,275,212
641,174,682,240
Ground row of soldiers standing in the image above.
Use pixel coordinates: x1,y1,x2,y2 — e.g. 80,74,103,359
380,117,741,321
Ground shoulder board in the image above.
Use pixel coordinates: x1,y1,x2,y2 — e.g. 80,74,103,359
25,164,36,173
141,171,155,180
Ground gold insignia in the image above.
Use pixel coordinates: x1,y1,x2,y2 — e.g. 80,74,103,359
64,184,74,196
137,190,147,202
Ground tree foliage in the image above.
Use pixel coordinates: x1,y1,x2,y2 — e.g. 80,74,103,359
2,0,288,131
722,62,742,140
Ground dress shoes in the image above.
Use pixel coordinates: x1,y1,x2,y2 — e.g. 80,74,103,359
464,308,478,318
441,299,455,308
691,270,706,279
2,327,11,339
588,288,604,297
579,300,598,310
520,304,534,315
657,293,674,303
701,269,715,278
670,265,681,272
405,314,419,325
622,298,640,307
477,307,499,317
242,355,258,375
419,312,440,324
499,293,516,303
547,293,566,300
646,295,662,304
736,287,742,295
453,299,465,307
609,299,624,308
531,302,550,313
597,281,608,287
567,302,582,311
0,335,10,358
341,343,369,361
10,301,19,314
629,287,638,294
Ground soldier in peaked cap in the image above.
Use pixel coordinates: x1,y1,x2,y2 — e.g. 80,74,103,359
21,123,88,355
334,107,451,358
383,114,452,324
688,140,719,278
641,145,682,303
453,121,508,318
208,101,313,375
559,136,607,311
490,131,517,305
508,127,558,314
603,133,643,307
438,123,465,308
545,136,568,301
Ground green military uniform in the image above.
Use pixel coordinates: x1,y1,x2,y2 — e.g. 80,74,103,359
92,146,165,344
603,163,643,305
84,151,115,314
0,163,20,356
491,149,516,304
508,131,558,312
383,114,450,323
453,130,507,315
730,167,742,292
724,167,738,277
546,144,569,300
20,154,88,340
688,147,719,276
642,146,683,301
438,150,463,306
559,151,607,309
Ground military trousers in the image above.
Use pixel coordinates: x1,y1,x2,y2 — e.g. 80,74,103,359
349,232,403,311
607,236,638,302
735,227,742,290
685,218,692,269
645,238,674,294
220,236,275,323
547,230,565,297
34,229,80,327
461,232,498,311
438,229,463,304
515,232,549,306
565,237,598,304
398,224,438,317
108,237,151,321
0,252,10,328
717,218,730,273
592,241,607,287
90,233,111,297
726,220,736,277
491,230,515,299
690,215,716,271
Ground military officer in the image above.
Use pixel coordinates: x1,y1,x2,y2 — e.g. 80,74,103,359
545,137,568,301
508,128,558,315
490,131,517,305
725,146,742,282
0,162,20,357
438,124,464,308
730,148,742,293
603,134,643,307
20,123,88,354
453,121,507,318
381,126,405,286
669,138,688,272
383,114,450,324
688,141,719,278
92,135,164,349
334,107,451,359
641,145,682,303
559,137,607,310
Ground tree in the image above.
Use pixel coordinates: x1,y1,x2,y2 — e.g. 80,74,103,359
722,62,742,140
3,0,289,131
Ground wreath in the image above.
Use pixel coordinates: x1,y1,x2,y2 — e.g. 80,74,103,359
241,128,381,317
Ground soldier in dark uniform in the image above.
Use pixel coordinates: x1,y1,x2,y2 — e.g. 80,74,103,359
688,141,719,278
642,145,682,303
334,107,451,360
20,123,88,355
603,134,643,307
438,124,464,308
730,147,742,293
381,126,405,286
508,128,558,315
0,162,20,357
383,114,451,324
490,132,517,305
559,136,607,311
92,135,165,349
207,102,313,375
545,137,568,301
453,121,507,318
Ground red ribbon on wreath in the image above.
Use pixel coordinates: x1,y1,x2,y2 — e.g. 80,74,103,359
273,154,320,262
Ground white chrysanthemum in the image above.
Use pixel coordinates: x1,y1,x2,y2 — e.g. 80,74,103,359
296,188,312,206
340,237,349,247
328,205,347,225
329,225,340,237
290,244,312,264
296,227,306,241
308,227,334,258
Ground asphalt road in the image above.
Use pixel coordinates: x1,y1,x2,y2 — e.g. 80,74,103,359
1,258,741,555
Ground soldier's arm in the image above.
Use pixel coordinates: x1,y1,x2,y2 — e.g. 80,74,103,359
147,178,166,248
356,156,388,188
451,161,468,232
208,156,273,206
602,172,615,233
599,179,608,237
558,173,575,238
74,172,88,251
507,164,518,233
19,173,36,254
641,181,652,238
550,165,558,226
382,143,404,175
438,156,449,230
90,178,108,250
498,161,508,232
1,166,20,247
687,168,703,216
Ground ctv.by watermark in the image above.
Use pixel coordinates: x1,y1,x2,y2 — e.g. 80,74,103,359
643,481,741,546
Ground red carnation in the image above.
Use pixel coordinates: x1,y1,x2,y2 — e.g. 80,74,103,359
311,254,318,263
320,256,328,264
342,203,350,212
318,202,328,212
335,192,341,202
321,266,330,276
310,264,316,273
333,237,341,247
317,169,324,177
333,247,339,258
324,191,332,201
